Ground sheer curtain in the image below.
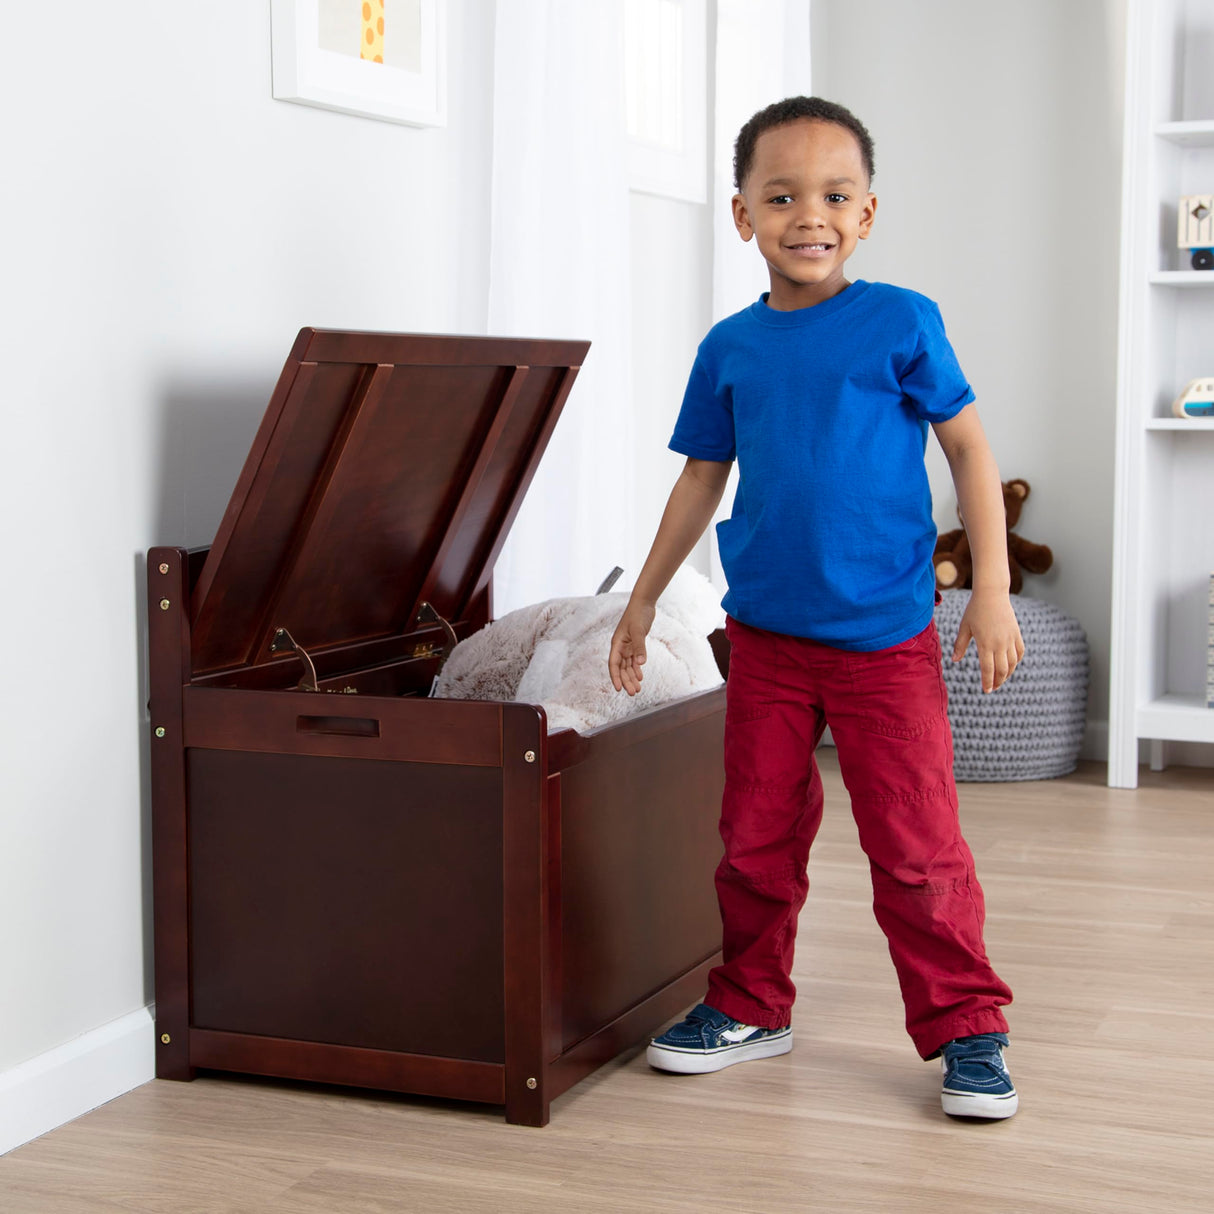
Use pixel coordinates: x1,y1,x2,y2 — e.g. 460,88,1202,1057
488,0,636,615
487,0,811,610
708,0,812,592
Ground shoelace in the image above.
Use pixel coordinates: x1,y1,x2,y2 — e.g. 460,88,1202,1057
945,1038,1008,1081
685,1003,731,1029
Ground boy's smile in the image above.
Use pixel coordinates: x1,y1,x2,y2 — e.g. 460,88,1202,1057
732,119,877,310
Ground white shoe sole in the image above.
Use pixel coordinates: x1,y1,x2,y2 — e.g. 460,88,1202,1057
646,1028,793,1074
942,1087,1019,1119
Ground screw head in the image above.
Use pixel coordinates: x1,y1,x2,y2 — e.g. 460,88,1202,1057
160,1033,171,1045
154,727,166,738
524,750,536,764
158,562,169,575
526,1077,537,1090
159,599,171,611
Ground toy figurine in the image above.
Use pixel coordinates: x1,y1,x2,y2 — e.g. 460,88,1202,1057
1179,194,1214,270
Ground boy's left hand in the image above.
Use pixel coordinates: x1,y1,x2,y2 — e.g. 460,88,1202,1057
952,588,1025,693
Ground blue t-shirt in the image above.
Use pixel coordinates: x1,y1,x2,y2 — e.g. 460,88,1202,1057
670,280,973,651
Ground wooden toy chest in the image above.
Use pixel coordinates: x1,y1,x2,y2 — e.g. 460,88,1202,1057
147,328,727,1126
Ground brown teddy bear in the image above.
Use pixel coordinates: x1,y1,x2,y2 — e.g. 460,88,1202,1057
933,478,1053,594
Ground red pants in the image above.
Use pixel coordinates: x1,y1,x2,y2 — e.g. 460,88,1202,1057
705,617,1012,1059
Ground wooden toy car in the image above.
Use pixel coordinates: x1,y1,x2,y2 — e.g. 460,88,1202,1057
1178,194,1214,269
1172,377,1214,417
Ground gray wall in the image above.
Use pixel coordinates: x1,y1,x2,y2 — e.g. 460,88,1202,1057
813,0,1127,747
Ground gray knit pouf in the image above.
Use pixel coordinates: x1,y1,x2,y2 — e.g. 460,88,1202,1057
933,590,1089,781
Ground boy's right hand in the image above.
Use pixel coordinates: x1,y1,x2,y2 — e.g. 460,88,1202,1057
609,601,656,696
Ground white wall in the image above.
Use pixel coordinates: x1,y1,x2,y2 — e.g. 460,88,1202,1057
814,0,1127,742
0,0,494,1084
0,0,716,1146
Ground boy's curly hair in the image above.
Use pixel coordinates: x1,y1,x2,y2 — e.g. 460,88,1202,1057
733,96,875,191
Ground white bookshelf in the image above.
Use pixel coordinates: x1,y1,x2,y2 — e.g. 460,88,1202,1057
1145,418,1214,430
1156,119,1214,146
1149,270,1214,285
1138,693,1214,743
1109,0,1214,787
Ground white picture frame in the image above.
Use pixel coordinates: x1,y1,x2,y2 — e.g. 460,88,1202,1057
270,0,447,128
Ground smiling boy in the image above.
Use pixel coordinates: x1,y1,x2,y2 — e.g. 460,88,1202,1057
735,115,875,309
609,97,1022,1119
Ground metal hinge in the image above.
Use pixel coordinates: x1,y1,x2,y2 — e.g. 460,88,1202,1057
269,628,357,694
413,602,458,670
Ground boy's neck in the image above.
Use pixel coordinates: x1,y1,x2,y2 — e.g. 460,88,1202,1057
765,275,853,311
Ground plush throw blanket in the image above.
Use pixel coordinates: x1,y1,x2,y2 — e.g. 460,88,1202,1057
433,566,726,734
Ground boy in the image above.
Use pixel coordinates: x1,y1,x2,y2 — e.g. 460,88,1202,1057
608,97,1022,1120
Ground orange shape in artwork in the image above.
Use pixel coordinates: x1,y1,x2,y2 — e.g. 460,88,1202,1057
361,0,385,63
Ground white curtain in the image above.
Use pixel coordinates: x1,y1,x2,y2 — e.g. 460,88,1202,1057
487,0,811,610
488,0,636,615
708,0,813,592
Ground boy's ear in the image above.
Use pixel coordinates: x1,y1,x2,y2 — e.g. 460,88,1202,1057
731,193,754,242
858,193,877,239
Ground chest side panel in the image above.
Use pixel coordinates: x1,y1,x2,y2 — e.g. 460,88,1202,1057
187,750,505,1063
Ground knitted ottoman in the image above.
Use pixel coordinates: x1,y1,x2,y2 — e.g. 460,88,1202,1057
933,590,1089,781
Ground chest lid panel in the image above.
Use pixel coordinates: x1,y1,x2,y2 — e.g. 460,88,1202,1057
188,328,588,678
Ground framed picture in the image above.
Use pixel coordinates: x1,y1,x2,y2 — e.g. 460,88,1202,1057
271,0,446,128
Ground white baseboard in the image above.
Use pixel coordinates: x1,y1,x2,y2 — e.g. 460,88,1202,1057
0,1005,155,1156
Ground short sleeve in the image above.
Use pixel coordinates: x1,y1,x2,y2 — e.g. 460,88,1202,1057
669,347,736,461
901,302,975,423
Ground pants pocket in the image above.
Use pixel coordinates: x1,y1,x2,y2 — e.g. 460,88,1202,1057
846,624,947,740
725,617,778,722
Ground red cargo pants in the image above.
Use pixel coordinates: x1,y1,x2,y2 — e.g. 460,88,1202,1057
705,616,1012,1059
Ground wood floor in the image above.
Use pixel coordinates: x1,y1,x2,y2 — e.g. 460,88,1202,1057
3,756,1212,1213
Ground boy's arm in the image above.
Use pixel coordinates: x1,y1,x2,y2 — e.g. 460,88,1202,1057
609,457,733,695
931,403,1025,693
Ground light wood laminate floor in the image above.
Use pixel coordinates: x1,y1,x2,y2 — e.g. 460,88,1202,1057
2,756,1212,1213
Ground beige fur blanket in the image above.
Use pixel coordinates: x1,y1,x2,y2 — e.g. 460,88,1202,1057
433,566,725,734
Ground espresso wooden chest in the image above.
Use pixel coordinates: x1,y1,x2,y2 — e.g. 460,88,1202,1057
147,328,726,1126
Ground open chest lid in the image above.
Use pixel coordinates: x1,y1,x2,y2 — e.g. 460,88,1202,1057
188,327,589,678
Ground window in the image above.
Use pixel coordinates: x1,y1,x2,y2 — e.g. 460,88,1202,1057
624,0,708,203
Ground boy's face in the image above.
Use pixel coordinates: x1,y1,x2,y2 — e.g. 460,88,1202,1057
732,119,876,310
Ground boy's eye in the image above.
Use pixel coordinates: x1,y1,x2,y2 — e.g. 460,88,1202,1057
768,194,793,205
826,193,848,204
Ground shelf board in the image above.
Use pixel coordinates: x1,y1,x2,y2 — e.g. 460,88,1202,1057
1138,695,1214,744
1155,119,1214,146
1148,271,1214,286
1146,418,1214,430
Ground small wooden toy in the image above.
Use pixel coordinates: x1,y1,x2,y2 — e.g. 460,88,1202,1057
1172,377,1214,418
1178,195,1214,269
